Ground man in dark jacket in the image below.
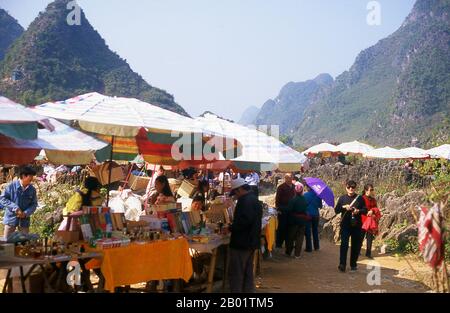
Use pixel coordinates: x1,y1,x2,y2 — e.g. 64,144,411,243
275,173,295,249
228,178,262,293
334,180,367,272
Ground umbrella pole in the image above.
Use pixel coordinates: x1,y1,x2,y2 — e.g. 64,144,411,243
106,135,115,205
222,170,226,195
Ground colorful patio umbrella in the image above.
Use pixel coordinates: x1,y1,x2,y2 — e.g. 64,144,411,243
0,118,110,165
336,140,374,155
33,92,231,143
33,93,238,161
195,113,307,171
0,96,54,140
33,93,239,202
96,128,226,166
303,177,335,207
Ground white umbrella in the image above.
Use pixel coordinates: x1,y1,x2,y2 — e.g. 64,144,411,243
336,140,374,155
195,113,307,171
303,143,339,157
426,144,450,160
364,146,408,160
399,147,430,159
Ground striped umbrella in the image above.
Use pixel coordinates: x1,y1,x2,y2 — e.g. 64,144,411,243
32,92,240,200
33,92,239,165
0,118,110,165
97,128,225,166
0,96,54,140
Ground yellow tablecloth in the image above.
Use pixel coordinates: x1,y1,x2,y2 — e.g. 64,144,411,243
88,238,193,291
264,216,277,252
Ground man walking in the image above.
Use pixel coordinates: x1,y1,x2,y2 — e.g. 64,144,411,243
275,173,295,249
334,180,367,272
228,178,262,293
0,166,38,239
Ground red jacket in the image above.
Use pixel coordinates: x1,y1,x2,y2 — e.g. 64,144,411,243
361,195,381,229
275,183,295,209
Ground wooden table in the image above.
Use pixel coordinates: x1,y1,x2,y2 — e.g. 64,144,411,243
1,252,101,293
188,236,230,293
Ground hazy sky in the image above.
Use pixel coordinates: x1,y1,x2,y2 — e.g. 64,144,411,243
1,0,415,120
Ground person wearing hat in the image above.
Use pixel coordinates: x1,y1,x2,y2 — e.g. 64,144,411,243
286,182,309,259
228,177,262,293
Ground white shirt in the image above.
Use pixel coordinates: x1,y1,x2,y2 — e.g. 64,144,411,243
245,172,260,186
218,172,231,182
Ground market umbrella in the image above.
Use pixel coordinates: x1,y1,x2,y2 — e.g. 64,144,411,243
426,144,450,160
195,113,307,171
0,96,54,140
303,143,340,158
399,147,430,159
363,146,408,160
336,140,374,155
0,118,111,165
33,92,238,163
303,177,335,207
33,93,239,202
33,92,232,142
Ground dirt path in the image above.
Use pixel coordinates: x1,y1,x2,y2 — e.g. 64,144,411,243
256,240,430,293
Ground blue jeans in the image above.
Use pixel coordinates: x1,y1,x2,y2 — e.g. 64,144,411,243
305,216,320,251
339,226,363,268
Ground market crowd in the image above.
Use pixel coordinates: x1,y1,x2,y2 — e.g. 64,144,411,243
275,173,381,272
0,164,382,293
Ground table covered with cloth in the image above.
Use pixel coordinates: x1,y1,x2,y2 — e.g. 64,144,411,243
85,238,193,291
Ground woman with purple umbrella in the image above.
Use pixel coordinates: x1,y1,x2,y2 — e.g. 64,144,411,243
303,177,334,252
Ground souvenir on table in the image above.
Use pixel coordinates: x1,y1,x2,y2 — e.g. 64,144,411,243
96,237,131,249
78,206,117,240
128,173,152,191
139,215,162,230
206,199,234,224
177,179,197,198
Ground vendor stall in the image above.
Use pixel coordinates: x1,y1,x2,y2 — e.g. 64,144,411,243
94,238,192,292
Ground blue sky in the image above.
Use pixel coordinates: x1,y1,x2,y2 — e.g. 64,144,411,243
1,0,416,120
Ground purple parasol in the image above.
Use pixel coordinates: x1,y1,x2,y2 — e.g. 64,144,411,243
303,177,335,207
